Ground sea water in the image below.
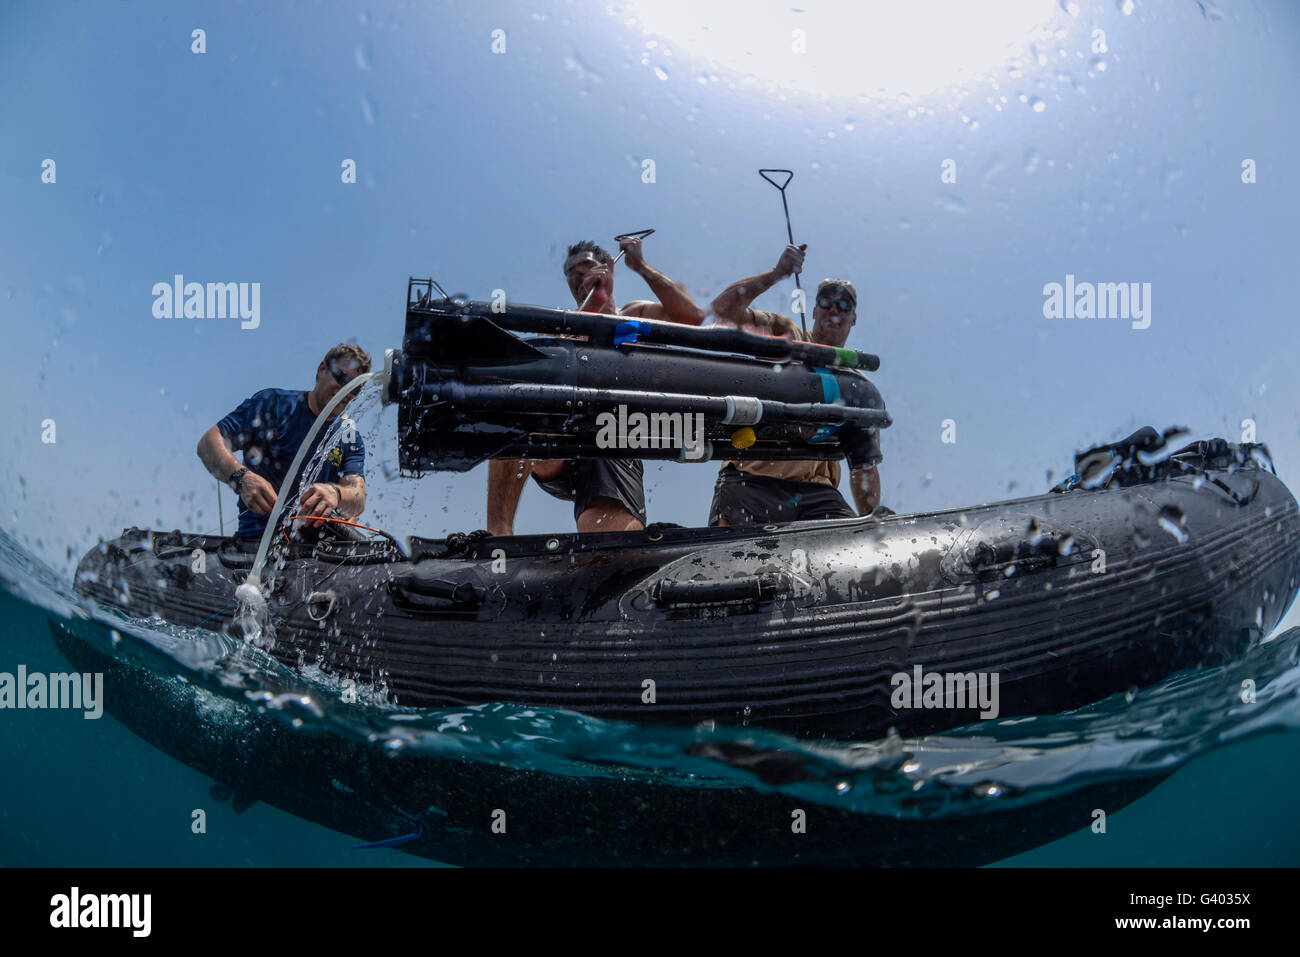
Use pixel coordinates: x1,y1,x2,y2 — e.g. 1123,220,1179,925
1,528,1297,867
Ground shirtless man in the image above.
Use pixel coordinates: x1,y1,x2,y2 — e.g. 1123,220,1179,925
707,245,883,525
486,235,705,535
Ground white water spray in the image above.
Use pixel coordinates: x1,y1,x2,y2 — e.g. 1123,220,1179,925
235,369,386,641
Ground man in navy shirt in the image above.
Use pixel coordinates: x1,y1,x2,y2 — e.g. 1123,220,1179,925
197,344,370,539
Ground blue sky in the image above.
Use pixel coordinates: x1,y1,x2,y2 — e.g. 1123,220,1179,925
3,0,1298,639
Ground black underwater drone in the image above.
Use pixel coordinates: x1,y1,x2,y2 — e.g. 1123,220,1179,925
382,279,892,474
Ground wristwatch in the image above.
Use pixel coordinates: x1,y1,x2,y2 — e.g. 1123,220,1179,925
228,467,250,493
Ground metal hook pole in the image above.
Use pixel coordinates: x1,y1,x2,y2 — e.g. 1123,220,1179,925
758,170,806,335
577,228,655,312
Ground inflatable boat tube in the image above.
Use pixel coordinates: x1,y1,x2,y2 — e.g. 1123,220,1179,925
73,436,1300,741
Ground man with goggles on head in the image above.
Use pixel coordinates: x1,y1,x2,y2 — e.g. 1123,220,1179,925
706,247,884,526
486,235,705,536
197,343,371,540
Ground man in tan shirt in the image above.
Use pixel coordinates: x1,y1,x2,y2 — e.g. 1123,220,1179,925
707,245,883,525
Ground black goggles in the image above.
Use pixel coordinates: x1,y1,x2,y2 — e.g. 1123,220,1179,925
816,295,855,313
327,361,353,386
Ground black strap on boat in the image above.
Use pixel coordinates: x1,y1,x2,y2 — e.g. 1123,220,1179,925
441,529,493,557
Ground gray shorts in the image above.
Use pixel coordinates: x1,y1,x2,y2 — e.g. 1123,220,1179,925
533,458,647,524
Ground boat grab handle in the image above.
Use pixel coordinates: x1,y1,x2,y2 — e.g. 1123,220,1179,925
654,574,791,606
388,575,483,611
969,537,1061,574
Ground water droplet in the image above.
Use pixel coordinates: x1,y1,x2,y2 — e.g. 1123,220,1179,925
1157,506,1188,543
564,51,604,83
354,43,372,71
1029,96,1046,113
934,193,968,214
1196,1,1224,21
1117,0,1135,14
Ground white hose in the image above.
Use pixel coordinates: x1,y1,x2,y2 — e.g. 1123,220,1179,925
242,370,382,594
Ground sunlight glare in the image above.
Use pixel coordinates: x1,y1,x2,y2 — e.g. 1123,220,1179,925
619,0,1073,103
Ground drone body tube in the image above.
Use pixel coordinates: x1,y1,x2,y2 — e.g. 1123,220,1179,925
389,292,891,474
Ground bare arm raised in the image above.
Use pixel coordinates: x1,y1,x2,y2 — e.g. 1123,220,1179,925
710,244,806,334
616,235,706,325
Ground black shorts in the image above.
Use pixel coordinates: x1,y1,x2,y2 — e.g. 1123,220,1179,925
708,465,855,527
532,458,647,525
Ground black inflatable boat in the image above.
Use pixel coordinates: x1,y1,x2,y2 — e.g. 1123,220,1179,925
74,433,1300,740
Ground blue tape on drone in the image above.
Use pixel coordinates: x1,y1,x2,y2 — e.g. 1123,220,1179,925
614,321,646,346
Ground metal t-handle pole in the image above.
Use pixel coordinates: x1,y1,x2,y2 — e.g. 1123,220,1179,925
578,227,656,312
758,169,806,335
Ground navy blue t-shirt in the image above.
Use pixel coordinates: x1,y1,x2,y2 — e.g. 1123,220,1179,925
218,388,365,538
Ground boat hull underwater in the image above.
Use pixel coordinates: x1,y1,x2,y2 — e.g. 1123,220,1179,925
47,613,1176,866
